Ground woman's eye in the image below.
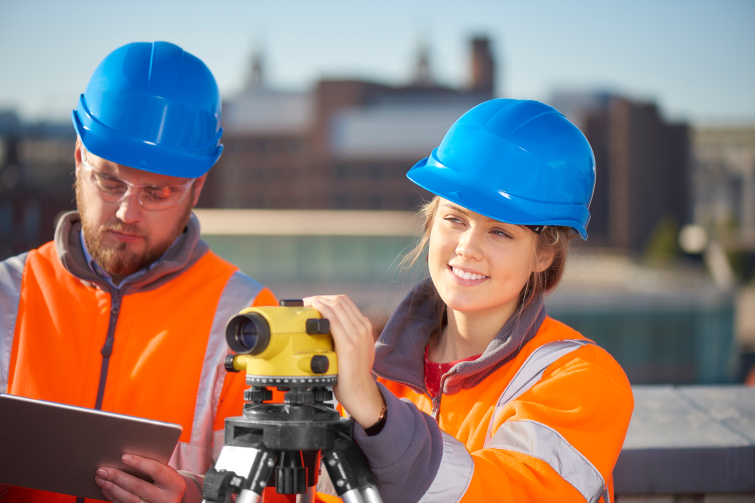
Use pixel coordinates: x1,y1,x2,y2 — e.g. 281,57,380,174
444,216,463,224
493,230,512,239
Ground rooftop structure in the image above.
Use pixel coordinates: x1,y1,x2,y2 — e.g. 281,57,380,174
200,36,497,212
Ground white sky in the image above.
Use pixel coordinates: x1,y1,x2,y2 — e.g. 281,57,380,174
0,0,753,124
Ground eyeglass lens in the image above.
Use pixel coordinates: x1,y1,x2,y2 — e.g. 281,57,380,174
86,165,191,210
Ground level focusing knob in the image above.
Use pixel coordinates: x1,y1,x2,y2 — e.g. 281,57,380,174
310,355,330,374
306,318,330,335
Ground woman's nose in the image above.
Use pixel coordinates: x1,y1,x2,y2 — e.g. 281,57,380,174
455,228,484,260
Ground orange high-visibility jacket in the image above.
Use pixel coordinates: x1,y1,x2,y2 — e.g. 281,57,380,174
0,212,276,503
352,280,634,503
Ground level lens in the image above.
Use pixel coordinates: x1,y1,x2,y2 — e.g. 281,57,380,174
225,312,271,355
238,319,259,350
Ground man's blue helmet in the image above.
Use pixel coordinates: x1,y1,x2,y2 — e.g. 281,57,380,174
407,99,596,239
72,41,223,178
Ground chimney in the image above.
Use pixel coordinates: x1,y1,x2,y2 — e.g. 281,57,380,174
246,49,264,90
470,36,494,96
412,43,432,87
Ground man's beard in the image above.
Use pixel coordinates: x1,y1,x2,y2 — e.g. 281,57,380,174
75,177,194,278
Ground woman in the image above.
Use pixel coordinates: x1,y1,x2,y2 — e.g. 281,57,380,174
305,99,633,503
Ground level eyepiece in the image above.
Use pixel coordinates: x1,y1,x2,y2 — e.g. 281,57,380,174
226,312,271,355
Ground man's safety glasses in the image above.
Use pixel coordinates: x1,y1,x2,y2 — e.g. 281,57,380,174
80,154,194,211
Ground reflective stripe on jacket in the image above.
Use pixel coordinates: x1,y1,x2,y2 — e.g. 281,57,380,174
356,280,633,503
0,212,277,503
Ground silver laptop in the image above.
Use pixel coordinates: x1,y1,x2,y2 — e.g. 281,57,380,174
0,394,182,501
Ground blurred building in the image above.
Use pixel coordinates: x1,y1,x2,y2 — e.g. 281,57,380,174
547,251,736,384
692,125,755,249
550,92,691,252
0,111,76,260
199,36,496,211
693,125,755,380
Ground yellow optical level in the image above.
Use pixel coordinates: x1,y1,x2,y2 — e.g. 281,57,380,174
224,300,337,388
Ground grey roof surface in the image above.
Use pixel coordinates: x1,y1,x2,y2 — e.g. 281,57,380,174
329,99,480,159
546,253,731,311
222,87,313,135
615,385,755,494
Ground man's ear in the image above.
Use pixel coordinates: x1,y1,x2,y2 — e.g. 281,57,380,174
74,138,83,177
191,174,208,207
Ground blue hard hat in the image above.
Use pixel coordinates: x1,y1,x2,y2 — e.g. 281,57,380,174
72,41,223,178
407,99,596,239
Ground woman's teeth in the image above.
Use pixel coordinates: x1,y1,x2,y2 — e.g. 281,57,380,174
452,267,487,281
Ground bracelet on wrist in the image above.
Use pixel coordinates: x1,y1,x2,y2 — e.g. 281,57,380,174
364,403,387,436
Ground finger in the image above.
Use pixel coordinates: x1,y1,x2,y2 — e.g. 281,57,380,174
334,296,373,337
122,454,184,492
311,295,368,335
309,299,354,346
95,466,160,503
95,472,145,503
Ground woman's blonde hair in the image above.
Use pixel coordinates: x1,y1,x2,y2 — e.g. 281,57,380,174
401,196,573,333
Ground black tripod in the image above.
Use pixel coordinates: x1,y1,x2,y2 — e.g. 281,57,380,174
202,385,382,503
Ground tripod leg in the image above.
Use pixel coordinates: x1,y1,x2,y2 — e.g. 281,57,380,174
322,437,383,503
295,486,316,503
238,447,278,503
294,450,320,503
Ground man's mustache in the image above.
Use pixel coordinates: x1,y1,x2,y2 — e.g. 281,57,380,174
99,223,147,239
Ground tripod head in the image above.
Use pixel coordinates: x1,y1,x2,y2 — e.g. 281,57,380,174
202,300,383,503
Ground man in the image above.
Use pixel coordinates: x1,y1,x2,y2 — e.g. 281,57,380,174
0,42,276,503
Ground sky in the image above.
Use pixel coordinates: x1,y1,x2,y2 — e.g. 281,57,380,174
0,0,753,125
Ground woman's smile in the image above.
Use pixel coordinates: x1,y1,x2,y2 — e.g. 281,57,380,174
448,264,489,283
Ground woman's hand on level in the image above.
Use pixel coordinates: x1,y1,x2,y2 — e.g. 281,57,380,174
303,295,385,429
95,454,187,503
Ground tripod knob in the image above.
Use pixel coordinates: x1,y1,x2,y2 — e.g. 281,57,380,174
276,451,308,494
284,389,314,405
244,386,273,403
203,467,243,502
312,387,333,403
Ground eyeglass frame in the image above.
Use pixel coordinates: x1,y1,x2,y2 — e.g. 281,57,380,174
78,149,196,211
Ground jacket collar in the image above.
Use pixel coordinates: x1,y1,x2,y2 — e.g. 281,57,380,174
54,211,209,295
373,278,546,395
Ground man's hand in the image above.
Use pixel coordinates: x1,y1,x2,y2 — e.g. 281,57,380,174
95,454,186,503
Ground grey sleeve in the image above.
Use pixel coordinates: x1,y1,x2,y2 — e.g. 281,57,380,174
352,382,444,503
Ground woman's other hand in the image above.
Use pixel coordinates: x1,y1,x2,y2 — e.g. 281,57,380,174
303,295,385,429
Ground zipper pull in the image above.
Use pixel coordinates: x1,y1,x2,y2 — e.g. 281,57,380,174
101,337,114,357
431,395,441,420
101,300,120,357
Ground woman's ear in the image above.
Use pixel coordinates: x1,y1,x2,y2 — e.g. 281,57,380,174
533,244,556,274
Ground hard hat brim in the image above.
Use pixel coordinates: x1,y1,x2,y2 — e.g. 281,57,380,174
407,150,589,239
72,96,222,178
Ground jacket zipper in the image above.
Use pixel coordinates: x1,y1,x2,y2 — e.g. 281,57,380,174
94,290,121,411
430,374,450,422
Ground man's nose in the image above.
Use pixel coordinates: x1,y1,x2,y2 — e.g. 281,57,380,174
115,189,143,223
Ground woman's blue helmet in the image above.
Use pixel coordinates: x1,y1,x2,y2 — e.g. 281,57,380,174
407,99,596,239
72,41,223,178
